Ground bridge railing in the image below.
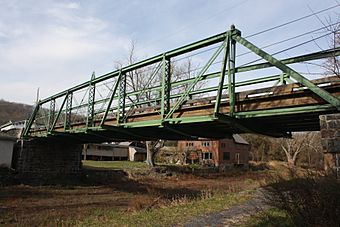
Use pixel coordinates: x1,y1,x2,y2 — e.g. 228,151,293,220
22,26,340,138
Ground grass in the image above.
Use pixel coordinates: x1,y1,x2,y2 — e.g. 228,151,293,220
83,160,214,171
0,161,266,226
239,208,292,227
71,190,253,227
82,160,148,171
160,163,206,170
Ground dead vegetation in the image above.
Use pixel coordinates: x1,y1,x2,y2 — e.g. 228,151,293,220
0,162,266,226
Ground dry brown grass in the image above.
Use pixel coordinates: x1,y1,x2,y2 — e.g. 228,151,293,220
0,163,267,226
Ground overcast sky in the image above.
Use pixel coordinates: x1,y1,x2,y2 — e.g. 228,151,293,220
0,0,339,104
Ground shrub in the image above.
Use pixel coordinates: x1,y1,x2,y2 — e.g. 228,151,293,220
263,173,340,227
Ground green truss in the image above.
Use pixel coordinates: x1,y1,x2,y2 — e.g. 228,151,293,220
22,25,340,139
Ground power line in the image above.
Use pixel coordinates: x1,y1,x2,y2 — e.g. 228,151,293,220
240,29,339,67
139,3,339,59
137,0,251,53
110,4,340,85
170,29,339,80
172,44,220,63
237,21,340,58
165,19,340,66
244,4,339,38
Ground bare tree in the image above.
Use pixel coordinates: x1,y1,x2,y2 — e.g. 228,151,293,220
304,132,323,167
280,132,320,166
114,41,158,105
115,41,202,166
323,17,340,77
145,140,165,166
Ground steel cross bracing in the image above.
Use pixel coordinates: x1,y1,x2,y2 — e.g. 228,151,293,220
22,25,340,142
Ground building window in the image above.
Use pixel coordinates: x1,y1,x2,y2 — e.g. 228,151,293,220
223,152,230,160
202,152,212,160
186,142,194,147
235,153,240,164
201,141,210,147
221,143,226,148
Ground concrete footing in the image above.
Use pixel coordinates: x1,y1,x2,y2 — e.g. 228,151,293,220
320,113,340,177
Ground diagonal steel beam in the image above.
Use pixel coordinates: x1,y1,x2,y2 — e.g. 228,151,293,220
100,70,123,126
233,34,340,110
22,103,40,137
50,94,68,132
235,47,340,74
165,38,228,119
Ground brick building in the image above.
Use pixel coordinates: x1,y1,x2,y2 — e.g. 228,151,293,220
177,134,249,169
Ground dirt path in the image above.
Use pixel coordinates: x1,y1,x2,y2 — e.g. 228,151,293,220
183,190,267,227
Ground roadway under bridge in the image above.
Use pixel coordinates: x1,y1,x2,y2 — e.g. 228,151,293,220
17,25,340,176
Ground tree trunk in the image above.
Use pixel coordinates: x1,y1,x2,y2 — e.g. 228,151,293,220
146,140,165,167
287,155,297,166
282,145,297,166
146,141,155,167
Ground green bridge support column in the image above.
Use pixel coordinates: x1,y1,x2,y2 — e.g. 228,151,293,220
15,139,83,178
320,113,340,178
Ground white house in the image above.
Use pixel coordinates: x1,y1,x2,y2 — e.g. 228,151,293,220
0,134,16,168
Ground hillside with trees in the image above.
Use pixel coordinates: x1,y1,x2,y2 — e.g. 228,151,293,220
0,99,33,125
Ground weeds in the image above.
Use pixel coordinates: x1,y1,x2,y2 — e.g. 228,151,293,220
0,161,263,226
239,208,293,227
263,171,340,227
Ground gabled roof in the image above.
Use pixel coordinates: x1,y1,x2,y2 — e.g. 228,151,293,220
119,141,133,146
0,120,26,132
232,134,249,145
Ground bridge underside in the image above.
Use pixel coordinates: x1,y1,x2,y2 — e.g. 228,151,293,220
31,109,335,143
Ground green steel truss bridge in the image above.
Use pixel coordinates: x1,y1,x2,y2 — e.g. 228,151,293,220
22,26,340,142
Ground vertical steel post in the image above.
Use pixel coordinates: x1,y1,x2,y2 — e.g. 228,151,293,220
228,25,236,116
214,36,230,114
64,92,72,130
48,99,55,131
280,74,286,85
117,72,126,124
161,55,171,120
86,72,96,128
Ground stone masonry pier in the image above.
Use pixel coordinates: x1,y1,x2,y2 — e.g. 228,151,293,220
320,113,340,177
16,139,82,177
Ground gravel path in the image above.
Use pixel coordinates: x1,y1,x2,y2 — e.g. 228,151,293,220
183,190,268,227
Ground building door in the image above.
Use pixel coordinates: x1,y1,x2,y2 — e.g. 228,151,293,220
235,153,240,165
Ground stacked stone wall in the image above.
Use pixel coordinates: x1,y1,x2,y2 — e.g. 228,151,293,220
16,139,82,177
319,114,340,176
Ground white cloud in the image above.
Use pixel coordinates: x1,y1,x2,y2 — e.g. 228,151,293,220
0,1,131,103
60,2,80,10
0,0,338,104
